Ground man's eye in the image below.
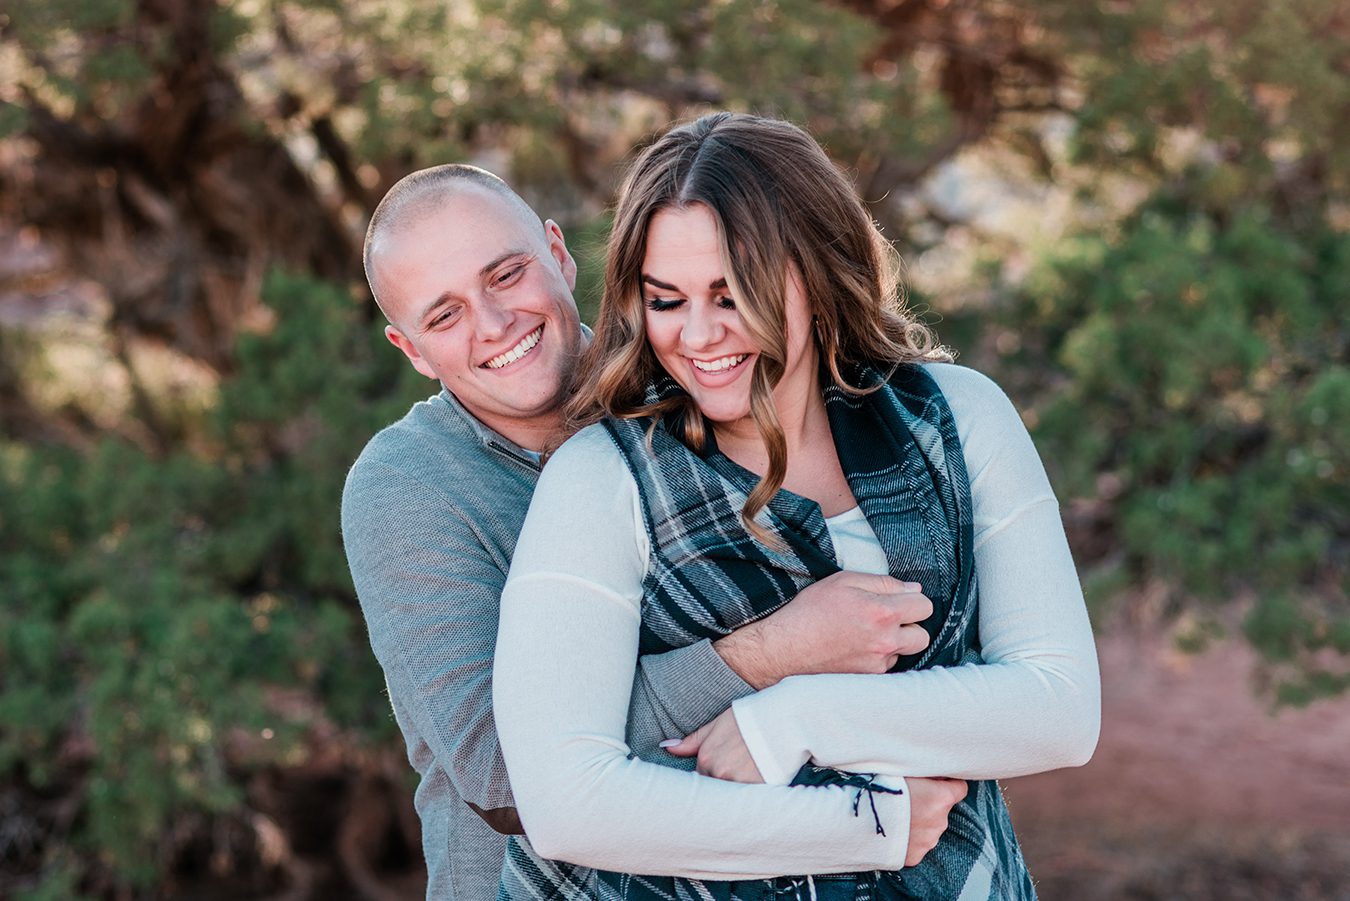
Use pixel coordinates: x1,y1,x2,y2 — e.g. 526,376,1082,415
430,308,461,327
644,297,683,312
495,265,525,286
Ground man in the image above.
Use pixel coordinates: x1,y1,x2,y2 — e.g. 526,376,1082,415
342,165,962,898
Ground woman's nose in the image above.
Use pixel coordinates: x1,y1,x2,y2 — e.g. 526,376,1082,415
681,301,723,351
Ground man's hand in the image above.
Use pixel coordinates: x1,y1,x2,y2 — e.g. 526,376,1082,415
904,778,967,867
713,571,933,689
661,708,762,783
667,715,965,867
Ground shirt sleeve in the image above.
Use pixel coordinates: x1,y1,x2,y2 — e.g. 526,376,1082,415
342,455,518,810
493,427,912,878
730,364,1101,785
341,445,753,816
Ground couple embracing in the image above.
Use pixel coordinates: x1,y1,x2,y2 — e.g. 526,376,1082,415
342,112,1099,900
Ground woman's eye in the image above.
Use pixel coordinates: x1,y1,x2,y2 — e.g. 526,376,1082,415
716,295,736,310
644,297,683,312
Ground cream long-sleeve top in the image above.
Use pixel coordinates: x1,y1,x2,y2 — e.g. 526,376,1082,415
493,363,1100,879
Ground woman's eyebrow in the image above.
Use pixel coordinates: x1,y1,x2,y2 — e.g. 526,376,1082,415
641,275,679,291
641,275,728,290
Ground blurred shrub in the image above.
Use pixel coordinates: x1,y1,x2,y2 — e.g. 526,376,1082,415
1008,196,1349,701
0,272,426,895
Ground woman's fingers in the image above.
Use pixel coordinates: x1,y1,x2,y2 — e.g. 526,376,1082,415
664,710,764,783
659,723,709,757
904,778,968,867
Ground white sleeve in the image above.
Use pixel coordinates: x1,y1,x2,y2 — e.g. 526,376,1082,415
731,364,1101,785
493,426,911,878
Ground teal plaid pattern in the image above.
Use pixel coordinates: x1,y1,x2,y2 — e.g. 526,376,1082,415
500,364,1035,900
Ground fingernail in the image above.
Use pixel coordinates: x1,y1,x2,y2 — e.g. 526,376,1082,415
659,739,681,748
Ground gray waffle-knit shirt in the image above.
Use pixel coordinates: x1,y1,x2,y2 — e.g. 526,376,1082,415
341,388,754,899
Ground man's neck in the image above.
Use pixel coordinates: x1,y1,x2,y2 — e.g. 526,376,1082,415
481,412,564,454
440,390,564,455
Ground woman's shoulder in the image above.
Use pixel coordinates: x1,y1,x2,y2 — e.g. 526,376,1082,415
546,421,628,471
914,362,1052,502
916,361,1005,402
531,423,644,527
914,362,1021,433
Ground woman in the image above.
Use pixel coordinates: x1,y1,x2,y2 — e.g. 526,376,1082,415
493,113,1099,899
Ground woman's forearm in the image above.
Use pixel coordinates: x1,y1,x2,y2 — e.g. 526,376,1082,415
731,497,1099,783
494,572,911,877
492,429,912,877
732,364,1101,784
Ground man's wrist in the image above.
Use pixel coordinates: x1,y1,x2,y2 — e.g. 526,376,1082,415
713,623,779,690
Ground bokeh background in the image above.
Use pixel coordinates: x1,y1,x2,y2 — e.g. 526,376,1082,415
1,1,1347,898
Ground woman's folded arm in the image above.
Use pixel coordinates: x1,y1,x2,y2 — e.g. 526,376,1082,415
493,427,912,878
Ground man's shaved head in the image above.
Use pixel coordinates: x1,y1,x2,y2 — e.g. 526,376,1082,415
363,164,544,316
362,163,583,449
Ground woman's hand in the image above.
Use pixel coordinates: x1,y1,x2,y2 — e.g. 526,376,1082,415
668,717,966,868
904,778,967,866
662,708,763,783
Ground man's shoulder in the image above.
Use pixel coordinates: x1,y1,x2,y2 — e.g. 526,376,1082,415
347,392,477,484
341,393,486,522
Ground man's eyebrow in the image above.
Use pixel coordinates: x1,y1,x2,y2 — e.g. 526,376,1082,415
418,292,457,325
481,249,531,278
641,275,728,291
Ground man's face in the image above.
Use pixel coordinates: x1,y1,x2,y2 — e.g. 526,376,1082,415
373,187,584,445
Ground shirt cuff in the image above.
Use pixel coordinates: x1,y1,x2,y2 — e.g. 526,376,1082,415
880,776,911,866
638,638,755,734
731,693,810,786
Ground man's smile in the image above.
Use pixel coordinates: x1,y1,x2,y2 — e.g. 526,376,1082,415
482,325,544,370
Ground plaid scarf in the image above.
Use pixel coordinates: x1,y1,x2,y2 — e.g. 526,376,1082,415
500,363,1035,900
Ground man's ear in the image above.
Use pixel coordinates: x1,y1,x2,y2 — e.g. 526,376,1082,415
544,219,578,292
385,325,438,380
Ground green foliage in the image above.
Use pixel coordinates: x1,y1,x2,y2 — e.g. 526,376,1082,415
6,0,156,109
0,273,427,891
222,0,964,202
15,857,92,901
1008,198,1349,698
1054,0,1350,204
0,102,30,138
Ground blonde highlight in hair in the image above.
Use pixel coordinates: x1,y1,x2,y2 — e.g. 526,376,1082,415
566,112,949,537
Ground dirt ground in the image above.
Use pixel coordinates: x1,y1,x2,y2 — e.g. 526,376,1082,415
1003,627,1350,900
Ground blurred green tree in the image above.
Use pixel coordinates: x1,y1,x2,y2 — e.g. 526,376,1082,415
2,272,429,896
997,0,1348,701
0,0,1346,896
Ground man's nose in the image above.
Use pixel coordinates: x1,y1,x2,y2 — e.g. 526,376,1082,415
681,302,723,351
474,297,514,341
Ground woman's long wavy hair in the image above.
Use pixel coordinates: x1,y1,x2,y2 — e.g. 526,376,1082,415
565,112,949,535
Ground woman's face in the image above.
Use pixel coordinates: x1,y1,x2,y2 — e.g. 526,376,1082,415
640,203,819,430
